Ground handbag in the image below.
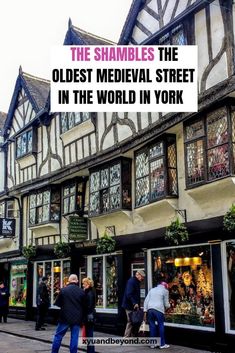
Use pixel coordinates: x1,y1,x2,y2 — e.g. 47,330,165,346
129,309,144,325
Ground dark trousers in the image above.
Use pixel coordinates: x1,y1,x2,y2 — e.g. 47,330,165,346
86,323,95,353
35,303,48,329
0,306,8,323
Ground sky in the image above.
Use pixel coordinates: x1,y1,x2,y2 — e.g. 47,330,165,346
0,0,132,113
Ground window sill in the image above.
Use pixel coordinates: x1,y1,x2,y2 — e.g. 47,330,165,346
60,119,95,146
134,197,178,223
16,154,36,169
29,223,60,238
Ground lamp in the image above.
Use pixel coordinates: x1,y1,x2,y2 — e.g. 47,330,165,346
53,266,61,273
174,257,202,267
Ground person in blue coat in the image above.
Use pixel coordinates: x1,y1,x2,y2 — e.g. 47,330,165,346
0,281,10,323
51,274,85,353
122,270,145,337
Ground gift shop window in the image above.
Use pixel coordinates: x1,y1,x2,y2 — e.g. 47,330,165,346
223,241,235,333
135,135,177,207
185,106,235,187
16,129,34,158
89,158,132,216
150,245,214,329
9,263,27,307
90,255,118,312
29,187,61,225
61,112,90,133
34,259,70,307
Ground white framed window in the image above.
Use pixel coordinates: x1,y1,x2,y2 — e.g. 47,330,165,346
33,259,70,307
87,254,118,313
222,240,235,334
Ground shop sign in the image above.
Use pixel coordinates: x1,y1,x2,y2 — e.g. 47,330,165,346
68,216,87,241
75,240,97,248
0,218,16,237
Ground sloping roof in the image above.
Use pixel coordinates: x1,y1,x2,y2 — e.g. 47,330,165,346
4,68,50,134
64,19,115,45
21,71,50,112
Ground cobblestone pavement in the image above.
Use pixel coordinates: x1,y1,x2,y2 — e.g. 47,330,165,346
0,318,211,353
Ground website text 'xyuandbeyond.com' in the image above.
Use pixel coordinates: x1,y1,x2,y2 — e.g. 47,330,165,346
80,337,160,346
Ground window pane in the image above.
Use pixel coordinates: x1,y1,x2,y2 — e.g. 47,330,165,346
136,152,149,178
42,204,49,222
168,169,178,195
37,207,43,223
83,112,90,121
151,245,214,328
6,200,14,218
110,164,121,186
172,28,186,45
136,177,149,206
43,190,50,205
37,193,42,206
21,133,27,155
74,112,82,124
100,168,109,188
51,204,60,221
61,113,68,133
45,262,52,304
10,263,27,307
27,130,33,152
225,242,235,330
208,145,230,180
92,257,103,308
63,198,69,214
186,120,204,141
53,261,61,303
0,202,5,218
110,185,121,210
90,192,99,214
68,113,75,129
90,172,100,192
106,256,118,309
51,190,60,203
207,109,228,148
63,260,71,287
30,195,36,209
29,209,36,224
69,195,75,213
186,140,205,184
16,136,22,158
150,159,165,200
100,189,109,213
150,142,163,159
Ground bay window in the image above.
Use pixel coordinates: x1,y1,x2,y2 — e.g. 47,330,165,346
89,158,131,216
185,106,234,187
61,112,90,133
29,187,60,225
62,179,86,215
135,135,177,207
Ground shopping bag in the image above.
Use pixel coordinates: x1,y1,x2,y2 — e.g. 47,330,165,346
129,309,144,325
81,325,86,339
139,321,149,333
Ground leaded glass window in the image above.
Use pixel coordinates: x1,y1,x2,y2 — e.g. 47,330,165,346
135,136,177,207
185,106,234,186
0,200,15,218
89,159,131,216
159,25,187,45
16,129,34,158
29,188,61,225
62,180,86,215
61,112,90,133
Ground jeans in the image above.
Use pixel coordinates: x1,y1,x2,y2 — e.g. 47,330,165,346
86,323,95,353
51,322,80,353
147,309,166,347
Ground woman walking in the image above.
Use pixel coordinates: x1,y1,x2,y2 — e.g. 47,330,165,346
144,275,170,349
82,277,96,353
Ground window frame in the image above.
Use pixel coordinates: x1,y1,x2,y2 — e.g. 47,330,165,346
0,199,16,218
184,103,235,188
15,128,36,159
134,134,178,208
89,158,132,216
60,112,91,134
62,178,87,216
29,186,61,226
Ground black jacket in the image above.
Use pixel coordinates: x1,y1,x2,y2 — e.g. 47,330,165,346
85,287,96,315
37,282,50,306
55,283,85,325
0,287,10,307
122,276,140,310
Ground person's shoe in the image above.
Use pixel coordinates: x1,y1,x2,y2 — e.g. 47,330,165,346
160,344,170,349
149,345,157,349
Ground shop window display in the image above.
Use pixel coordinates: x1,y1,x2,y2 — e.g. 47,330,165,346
10,263,27,307
151,245,214,328
91,255,118,310
34,260,70,307
225,241,235,330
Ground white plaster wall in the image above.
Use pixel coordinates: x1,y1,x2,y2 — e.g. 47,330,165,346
102,130,114,150
117,124,133,141
210,1,225,59
206,53,227,90
175,0,189,17
70,143,76,163
77,140,83,161
132,26,149,43
83,136,89,158
90,134,96,155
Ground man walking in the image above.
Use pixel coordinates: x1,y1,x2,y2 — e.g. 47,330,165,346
0,281,10,323
51,274,85,353
35,276,50,331
122,270,145,337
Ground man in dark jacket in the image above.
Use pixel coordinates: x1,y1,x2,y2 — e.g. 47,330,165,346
51,274,85,353
122,270,145,337
0,281,10,323
35,276,50,330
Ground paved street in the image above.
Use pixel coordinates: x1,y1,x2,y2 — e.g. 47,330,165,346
0,318,211,353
